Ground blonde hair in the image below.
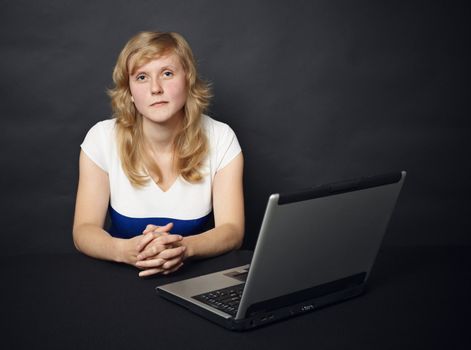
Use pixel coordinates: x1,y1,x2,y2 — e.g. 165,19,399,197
107,31,211,187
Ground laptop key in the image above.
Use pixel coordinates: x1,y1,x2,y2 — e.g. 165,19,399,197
193,284,245,316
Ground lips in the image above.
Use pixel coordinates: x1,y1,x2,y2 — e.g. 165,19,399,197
150,101,168,107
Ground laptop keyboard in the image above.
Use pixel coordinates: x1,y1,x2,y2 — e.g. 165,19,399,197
193,284,245,316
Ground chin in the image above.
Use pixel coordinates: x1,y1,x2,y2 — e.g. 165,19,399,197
144,112,182,125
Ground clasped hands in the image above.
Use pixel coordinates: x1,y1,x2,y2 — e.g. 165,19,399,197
132,222,187,277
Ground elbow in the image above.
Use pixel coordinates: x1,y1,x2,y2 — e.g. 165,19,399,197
232,225,245,250
73,239,82,253
72,226,83,253
216,223,244,251
234,240,243,250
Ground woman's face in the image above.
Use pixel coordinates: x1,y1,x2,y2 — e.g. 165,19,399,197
129,53,187,126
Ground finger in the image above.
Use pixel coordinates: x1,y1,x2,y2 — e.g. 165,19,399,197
158,246,186,260
153,234,183,246
139,267,164,277
150,222,174,234
142,222,173,235
137,234,182,260
163,222,174,231
143,224,159,234
143,228,168,236
143,231,166,243
162,256,183,270
136,232,156,251
137,231,174,254
163,262,184,275
137,244,166,260
149,231,169,241
135,257,166,269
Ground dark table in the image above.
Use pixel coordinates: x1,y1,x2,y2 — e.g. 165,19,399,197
1,246,470,349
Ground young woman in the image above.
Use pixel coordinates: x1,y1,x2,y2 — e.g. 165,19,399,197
73,31,244,277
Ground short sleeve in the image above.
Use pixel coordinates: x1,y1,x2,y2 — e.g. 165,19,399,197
215,123,242,172
80,121,112,172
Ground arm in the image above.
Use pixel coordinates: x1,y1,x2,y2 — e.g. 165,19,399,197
182,152,245,259
72,150,181,265
72,150,117,260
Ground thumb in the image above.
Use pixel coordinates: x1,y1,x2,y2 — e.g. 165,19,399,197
159,222,174,232
142,222,174,235
150,222,174,234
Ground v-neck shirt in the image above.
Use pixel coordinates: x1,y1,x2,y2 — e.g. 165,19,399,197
80,115,241,238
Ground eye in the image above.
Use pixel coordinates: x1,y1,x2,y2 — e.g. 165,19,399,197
136,74,147,81
163,71,174,78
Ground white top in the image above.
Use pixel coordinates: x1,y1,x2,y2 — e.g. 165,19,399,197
80,115,241,238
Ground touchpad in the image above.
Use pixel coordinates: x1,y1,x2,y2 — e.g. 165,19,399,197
224,270,248,282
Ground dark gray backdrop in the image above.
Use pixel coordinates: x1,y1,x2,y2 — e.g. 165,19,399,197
1,0,469,256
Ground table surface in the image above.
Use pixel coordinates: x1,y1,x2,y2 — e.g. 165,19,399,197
1,246,470,350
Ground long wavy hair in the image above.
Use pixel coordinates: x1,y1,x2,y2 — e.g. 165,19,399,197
107,31,211,187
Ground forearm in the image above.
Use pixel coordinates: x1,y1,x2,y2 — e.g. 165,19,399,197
182,223,244,260
73,224,123,263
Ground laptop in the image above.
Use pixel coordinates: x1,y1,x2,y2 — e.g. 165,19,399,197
156,171,406,330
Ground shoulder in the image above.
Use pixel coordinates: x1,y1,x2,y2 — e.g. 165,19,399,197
86,118,116,136
82,118,116,144
201,114,237,143
201,114,242,172
80,118,117,172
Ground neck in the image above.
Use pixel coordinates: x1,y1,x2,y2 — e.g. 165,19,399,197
142,113,183,154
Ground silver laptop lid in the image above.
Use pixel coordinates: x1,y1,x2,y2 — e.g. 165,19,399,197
236,171,406,319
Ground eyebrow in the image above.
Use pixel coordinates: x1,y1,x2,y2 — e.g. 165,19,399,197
160,65,177,71
132,64,178,76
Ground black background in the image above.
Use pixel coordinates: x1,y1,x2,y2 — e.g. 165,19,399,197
0,0,470,256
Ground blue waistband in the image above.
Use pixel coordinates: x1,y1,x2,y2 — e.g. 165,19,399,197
108,207,212,239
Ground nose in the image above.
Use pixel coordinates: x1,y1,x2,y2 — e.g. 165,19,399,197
151,78,163,95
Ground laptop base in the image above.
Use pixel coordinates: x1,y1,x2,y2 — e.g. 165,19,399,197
157,283,366,331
